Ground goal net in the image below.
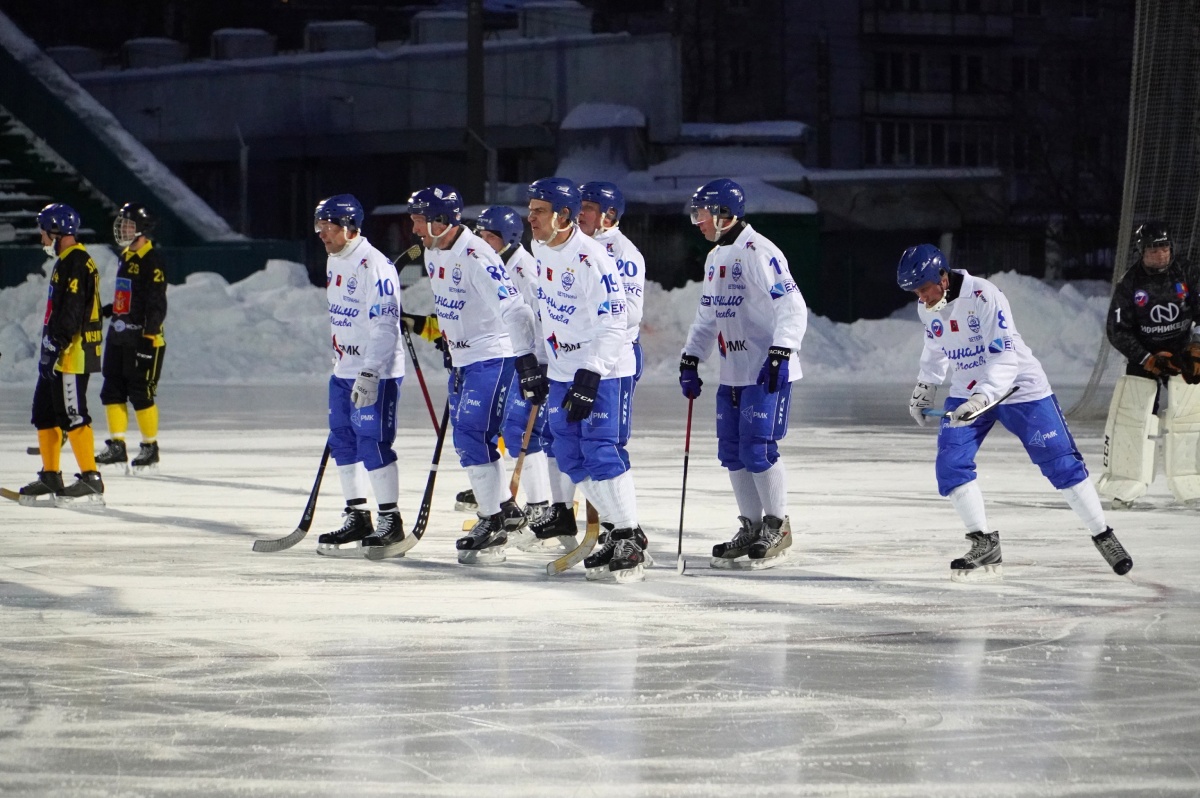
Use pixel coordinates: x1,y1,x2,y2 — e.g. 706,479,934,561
1069,0,1200,418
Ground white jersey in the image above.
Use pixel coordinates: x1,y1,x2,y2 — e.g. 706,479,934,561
425,227,536,367
682,224,808,386
594,225,645,376
531,226,631,382
506,244,547,364
916,269,1052,403
326,234,404,380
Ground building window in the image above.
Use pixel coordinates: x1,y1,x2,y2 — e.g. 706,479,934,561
953,0,981,12
875,51,922,91
1013,0,1042,15
1011,56,1040,91
1012,132,1042,171
865,120,997,168
1071,0,1099,18
951,54,984,92
1070,57,1101,95
727,49,751,86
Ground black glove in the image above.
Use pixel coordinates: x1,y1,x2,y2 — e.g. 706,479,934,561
136,336,157,375
401,312,428,336
515,353,548,404
756,346,791,393
38,335,58,381
679,354,702,399
563,368,601,422
101,303,113,319
1144,351,1181,377
1181,342,1200,385
434,334,453,369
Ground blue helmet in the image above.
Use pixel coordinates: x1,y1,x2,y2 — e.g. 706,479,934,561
579,181,625,220
690,178,745,220
896,244,947,290
475,205,524,248
314,194,364,231
38,203,81,237
527,177,581,220
408,185,463,226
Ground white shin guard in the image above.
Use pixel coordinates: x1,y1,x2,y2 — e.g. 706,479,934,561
582,471,638,529
466,460,507,516
520,450,552,505
337,462,370,505
948,482,988,532
1096,374,1158,503
750,462,788,519
728,468,762,521
367,461,399,507
1164,377,1200,502
1060,479,1108,535
547,456,577,505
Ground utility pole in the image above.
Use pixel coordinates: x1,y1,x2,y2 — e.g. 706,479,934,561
465,0,486,204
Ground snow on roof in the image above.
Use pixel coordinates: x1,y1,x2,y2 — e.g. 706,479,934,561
560,103,647,130
0,13,240,242
680,120,809,143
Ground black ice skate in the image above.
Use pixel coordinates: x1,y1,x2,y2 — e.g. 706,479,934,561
585,525,650,582
523,501,578,553
710,516,761,569
509,500,549,551
456,511,508,565
17,470,64,508
747,515,792,568
56,471,106,508
317,507,373,557
1092,528,1133,576
95,439,129,472
362,510,405,549
454,488,478,512
950,530,1002,582
131,441,160,474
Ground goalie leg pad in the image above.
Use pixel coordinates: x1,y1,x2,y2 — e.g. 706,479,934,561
1096,375,1158,503
1164,377,1200,502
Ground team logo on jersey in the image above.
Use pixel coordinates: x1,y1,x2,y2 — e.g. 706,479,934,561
731,262,743,282
335,274,342,286
769,281,799,299
1134,289,1149,307
466,247,476,259
597,299,611,316
988,337,1013,354
578,254,591,268
931,319,943,337
438,266,445,279
973,290,988,303
967,313,981,334
719,265,726,278
546,331,559,358
326,270,332,287
1026,429,1047,448
545,267,553,281
707,265,715,281
562,269,575,291
950,320,959,332
1176,282,1189,300
346,276,357,295
452,266,462,285
114,277,132,315
605,243,615,255
426,263,435,279
745,241,756,250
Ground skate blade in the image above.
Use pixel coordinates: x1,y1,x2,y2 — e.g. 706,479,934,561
316,542,366,558
15,494,59,508
584,564,613,581
458,547,506,566
454,501,479,513
53,494,107,509
512,530,577,554
951,563,1003,582
363,537,416,560
712,550,788,571
97,461,130,475
131,463,160,476
612,564,646,583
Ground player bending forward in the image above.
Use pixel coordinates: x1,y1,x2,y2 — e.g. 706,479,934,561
899,244,1133,580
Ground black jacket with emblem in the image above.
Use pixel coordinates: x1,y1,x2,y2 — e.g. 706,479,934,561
109,240,168,345
44,243,103,374
1106,256,1200,378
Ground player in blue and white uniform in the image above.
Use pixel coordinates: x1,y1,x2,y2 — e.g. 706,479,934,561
472,205,573,552
527,177,646,581
315,194,406,557
899,243,1134,580
409,186,540,565
679,179,808,570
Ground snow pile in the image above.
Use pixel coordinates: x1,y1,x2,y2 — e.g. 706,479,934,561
0,249,1119,389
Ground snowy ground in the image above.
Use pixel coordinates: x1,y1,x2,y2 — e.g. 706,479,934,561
2,380,1198,797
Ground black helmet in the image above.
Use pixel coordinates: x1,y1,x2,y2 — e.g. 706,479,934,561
113,202,157,247
1134,220,1170,254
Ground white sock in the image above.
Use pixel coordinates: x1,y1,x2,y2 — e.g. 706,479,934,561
366,461,399,508
729,468,762,521
1061,479,1109,535
337,462,369,505
584,470,638,528
466,460,507,516
751,462,788,519
520,450,551,504
948,482,989,532
547,456,577,505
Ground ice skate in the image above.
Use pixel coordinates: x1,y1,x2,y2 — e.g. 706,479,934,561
1092,528,1133,576
746,515,791,568
508,501,549,551
362,510,405,549
130,441,159,474
585,525,651,581
456,512,507,565
454,488,478,512
55,471,106,508
95,439,129,473
518,501,578,553
710,516,760,569
317,507,373,557
17,470,64,508
950,531,1003,582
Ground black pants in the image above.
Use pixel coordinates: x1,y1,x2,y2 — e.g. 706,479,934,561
99,338,164,411
32,372,91,431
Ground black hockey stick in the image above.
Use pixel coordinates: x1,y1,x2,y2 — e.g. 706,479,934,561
402,325,441,433
252,443,331,552
677,397,694,575
365,397,452,560
922,385,1020,421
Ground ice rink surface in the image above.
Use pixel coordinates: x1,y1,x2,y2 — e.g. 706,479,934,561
2,382,1199,797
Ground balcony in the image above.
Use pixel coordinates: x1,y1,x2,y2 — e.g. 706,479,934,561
863,89,1011,118
862,11,1013,39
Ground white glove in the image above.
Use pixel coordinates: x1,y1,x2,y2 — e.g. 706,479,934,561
909,381,935,426
351,370,380,409
949,393,989,427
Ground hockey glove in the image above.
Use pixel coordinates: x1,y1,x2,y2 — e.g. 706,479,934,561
909,381,935,426
402,312,442,344
1144,351,1182,377
515,353,548,404
1179,342,1200,385
433,334,454,369
949,393,990,427
101,303,113,319
135,336,157,376
756,346,791,393
351,370,380,409
38,335,58,381
563,368,601,422
679,354,702,399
